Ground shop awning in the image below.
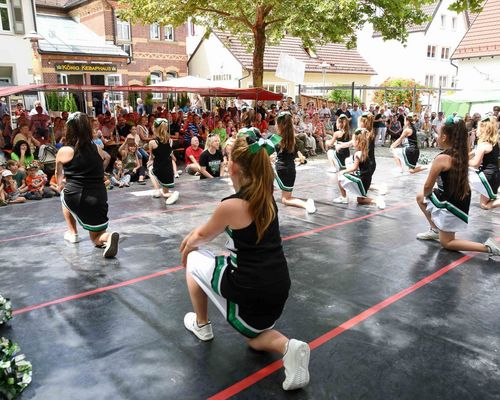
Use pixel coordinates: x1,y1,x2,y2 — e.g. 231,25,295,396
0,84,283,101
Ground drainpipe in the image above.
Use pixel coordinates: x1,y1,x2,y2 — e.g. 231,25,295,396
450,59,459,87
31,0,37,31
238,69,251,88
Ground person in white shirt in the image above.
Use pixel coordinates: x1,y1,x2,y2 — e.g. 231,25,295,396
28,100,49,116
431,111,445,146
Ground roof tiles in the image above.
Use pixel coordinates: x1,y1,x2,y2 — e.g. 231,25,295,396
213,32,375,75
452,0,500,59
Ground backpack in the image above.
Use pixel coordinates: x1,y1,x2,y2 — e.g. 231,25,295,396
38,144,58,164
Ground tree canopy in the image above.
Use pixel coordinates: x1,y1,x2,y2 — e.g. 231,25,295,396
119,0,482,88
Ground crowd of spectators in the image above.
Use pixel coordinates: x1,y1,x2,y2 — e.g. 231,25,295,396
1,93,499,207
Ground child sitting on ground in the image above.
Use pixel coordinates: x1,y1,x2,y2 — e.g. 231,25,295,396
25,162,53,200
111,159,130,188
2,169,26,204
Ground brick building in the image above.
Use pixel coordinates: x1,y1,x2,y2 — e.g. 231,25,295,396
35,0,188,113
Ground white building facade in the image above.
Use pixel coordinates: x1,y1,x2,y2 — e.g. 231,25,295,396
0,0,38,85
356,0,472,98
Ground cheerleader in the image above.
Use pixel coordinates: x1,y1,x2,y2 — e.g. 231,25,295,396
273,112,316,213
416,118,499,256
148,118,179,205
326,114,350,172
390,113,426,174
468,116,499,209
334,129,385,209
181,134,310,391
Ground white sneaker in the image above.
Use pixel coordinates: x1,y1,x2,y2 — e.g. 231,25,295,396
64,231,79,244
175,174,180,178
282,339,310,391
484,238,500,257
326,167,338,174
183,312,214,341
177,170,183,176
333,196,348,204
416,228,439,241
103,231,119,258
305,199,316,214
152,190,161,198
375,197,386,210
165,191,179,205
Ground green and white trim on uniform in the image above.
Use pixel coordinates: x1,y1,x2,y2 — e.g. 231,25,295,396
477,171,497,200
395,147,416,169
333,152,347,169
274,172,293,192
429,192,468,223
60,191,109,232
148,167,175,188
343,173,367,197
211,256,227,295
226,301,271,338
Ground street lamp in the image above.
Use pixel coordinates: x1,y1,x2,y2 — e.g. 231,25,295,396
319,61,330,97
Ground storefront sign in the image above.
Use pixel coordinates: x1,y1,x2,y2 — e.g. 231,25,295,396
55,63,118,73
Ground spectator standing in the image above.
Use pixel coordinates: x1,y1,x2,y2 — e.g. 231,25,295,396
350,103,363,132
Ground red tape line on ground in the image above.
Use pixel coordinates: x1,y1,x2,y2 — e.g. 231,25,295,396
207,253,478,400
12,204,407,316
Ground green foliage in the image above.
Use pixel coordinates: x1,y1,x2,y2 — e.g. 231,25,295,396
328,89,361,105
119,0,479,87
45,92,59,111
373,78,423,111
144,76,153,106
0,337,32,400
0,296,12,325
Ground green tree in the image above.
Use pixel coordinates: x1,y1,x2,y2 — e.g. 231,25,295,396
328,89,361,105
373,78,424,112
119,0,480,88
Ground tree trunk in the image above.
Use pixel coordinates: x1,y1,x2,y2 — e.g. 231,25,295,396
252,9,266,88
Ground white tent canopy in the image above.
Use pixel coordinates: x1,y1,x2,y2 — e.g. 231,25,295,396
152,75,221,88
442,88,500,103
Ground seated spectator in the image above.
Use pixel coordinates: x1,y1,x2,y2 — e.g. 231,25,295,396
253,113,268,135
10,140,34,171
13,125,40,154
29,105,50,140
212,120,227,145
92,121,111,170
28,100,48,116
185,136,203,175
24,162,53,200
111,159,130,188
386,114,402,145
6,160,26,192
1,114,13,148
1,169,26,204
48,174,61,196
184,114,204,147
116,115,131,138
14,102,28,118
118,140,147,185
199,135,224,179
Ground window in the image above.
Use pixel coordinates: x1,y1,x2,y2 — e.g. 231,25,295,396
451,17,457,30
150,71,163,100
441,47,450,59
105,74,123,105
439,75,448,87
425,74,434,87
116,18,130,41
150,23,160,40
0,0,11,32
212,74,232,81
440,15,446,28
165,71,177,80
427,45,436,58
263,83,288,95
164,25,174,41
57,74,68,85
120,43,132,58
451,76,457,88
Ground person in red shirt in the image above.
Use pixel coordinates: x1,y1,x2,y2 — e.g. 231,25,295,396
253,113,268,135
29,106,50,141
184,136,203,175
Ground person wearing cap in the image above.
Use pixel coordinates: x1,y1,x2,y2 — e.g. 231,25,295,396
56,112,119,257
1,169,26,204
391,113,426,174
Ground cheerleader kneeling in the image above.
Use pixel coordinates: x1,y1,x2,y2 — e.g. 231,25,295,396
180,134,310,391
415,117,500,257
334,129,385,209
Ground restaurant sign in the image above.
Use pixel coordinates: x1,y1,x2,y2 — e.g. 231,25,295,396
55,63,118,73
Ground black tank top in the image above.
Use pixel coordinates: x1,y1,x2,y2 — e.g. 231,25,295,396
222,192,290,290
480,143,499,174
63,144,104,188
406,125,418,149
436,151,471,213
275,143,296,168
152,139,172,170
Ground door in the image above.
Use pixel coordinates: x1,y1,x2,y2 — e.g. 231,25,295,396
91,75,105,115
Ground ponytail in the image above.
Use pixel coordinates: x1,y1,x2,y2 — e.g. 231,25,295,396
231,136,276,243
441,119,470,200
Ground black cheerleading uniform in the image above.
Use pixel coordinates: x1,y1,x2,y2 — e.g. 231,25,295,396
343,153,372,197
478,143,499,199
402,125,420,168
62,144,109,231
368,132,376,174
334,132,350,169
212,192,290,337
151,139,174,187
274,143,296,192
428,151,470,226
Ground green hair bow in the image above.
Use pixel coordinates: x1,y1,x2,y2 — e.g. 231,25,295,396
153,118,168,127
247,134,282,155
277,111,292,120
353,128,363,135
445,115,462,125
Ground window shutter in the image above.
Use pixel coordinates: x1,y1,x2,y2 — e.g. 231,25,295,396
11,0,24,34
